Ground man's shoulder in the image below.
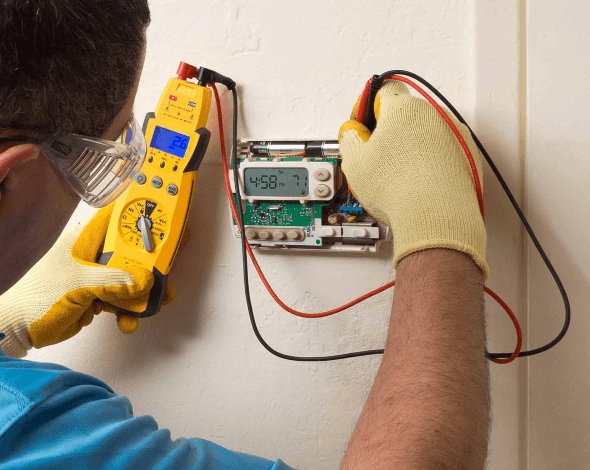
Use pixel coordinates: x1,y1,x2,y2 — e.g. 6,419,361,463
0,355,114,396
0,355,116,438
0,355,298,470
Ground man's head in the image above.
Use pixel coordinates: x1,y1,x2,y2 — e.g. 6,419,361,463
0,0,150,294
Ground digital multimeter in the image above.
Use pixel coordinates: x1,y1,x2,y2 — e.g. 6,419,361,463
98,63,212,318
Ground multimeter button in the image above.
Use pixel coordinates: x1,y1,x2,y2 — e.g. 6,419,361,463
258,230,271,240
135,173,146,185
160,162,165,168
151,177,163,189
166,184,178,196
313,184,331,198
173,165,178,172
272,231,285,240
313,169,330,181
148,156,153,163
352,228,367,238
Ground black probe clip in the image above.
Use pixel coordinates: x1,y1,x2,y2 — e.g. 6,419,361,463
197,67,236,91
363,74,384,132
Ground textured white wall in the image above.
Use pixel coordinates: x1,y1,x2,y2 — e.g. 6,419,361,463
28,1,525,468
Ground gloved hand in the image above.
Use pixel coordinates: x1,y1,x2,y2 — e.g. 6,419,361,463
338,80,489,279
0,204,178,358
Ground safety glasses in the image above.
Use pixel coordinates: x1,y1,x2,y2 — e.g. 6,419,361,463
38,118,147,207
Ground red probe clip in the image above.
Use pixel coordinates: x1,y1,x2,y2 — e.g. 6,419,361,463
176,61,199,81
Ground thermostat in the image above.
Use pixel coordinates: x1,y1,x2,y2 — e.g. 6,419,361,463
229,140,390,253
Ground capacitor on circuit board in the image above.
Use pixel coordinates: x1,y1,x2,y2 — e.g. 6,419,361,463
328,213,343,225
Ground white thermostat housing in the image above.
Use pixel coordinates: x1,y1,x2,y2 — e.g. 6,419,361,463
230,140,391,253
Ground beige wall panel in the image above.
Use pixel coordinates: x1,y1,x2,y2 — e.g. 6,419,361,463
474,2,525,469
526,1,590,469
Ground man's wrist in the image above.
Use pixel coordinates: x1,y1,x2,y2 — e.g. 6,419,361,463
396,248,484,286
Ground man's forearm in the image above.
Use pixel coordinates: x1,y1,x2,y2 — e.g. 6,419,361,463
342,249,489,470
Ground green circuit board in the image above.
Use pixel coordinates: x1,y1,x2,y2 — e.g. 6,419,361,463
234,197,325,227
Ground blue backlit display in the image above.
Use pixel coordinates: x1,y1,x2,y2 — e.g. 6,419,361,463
150,126,190,158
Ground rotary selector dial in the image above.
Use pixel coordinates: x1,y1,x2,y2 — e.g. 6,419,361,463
119,199,169,251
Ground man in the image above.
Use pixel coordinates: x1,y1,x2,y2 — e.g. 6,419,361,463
0,1,490,469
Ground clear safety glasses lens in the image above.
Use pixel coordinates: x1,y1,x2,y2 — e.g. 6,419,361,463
39,119,147,208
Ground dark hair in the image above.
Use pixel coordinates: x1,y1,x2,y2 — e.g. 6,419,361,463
0,0,150,137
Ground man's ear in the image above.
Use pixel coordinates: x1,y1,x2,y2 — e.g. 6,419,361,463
0,144,40,182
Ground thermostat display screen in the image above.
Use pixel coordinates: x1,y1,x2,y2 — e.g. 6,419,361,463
244,168,309,197
150,126,190,158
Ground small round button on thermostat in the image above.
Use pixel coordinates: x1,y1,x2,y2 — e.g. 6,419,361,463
287,230,301,240
313,169,330,181
313,184,331,198
151,177,163,189
166,184,178,196
321,227,336,237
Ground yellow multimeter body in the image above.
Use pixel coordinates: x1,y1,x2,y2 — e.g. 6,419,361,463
98,75,212,317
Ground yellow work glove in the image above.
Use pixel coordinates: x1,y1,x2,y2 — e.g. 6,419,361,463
338,80,489,279
0,204,177,358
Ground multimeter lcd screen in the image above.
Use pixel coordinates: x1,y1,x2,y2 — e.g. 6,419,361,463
150,126,190,158
244,168,309,197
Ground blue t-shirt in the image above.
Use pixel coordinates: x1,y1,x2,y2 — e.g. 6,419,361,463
0,345,295,469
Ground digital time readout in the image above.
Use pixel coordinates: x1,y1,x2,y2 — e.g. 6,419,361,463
150,126,190,158
244,168,309,197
